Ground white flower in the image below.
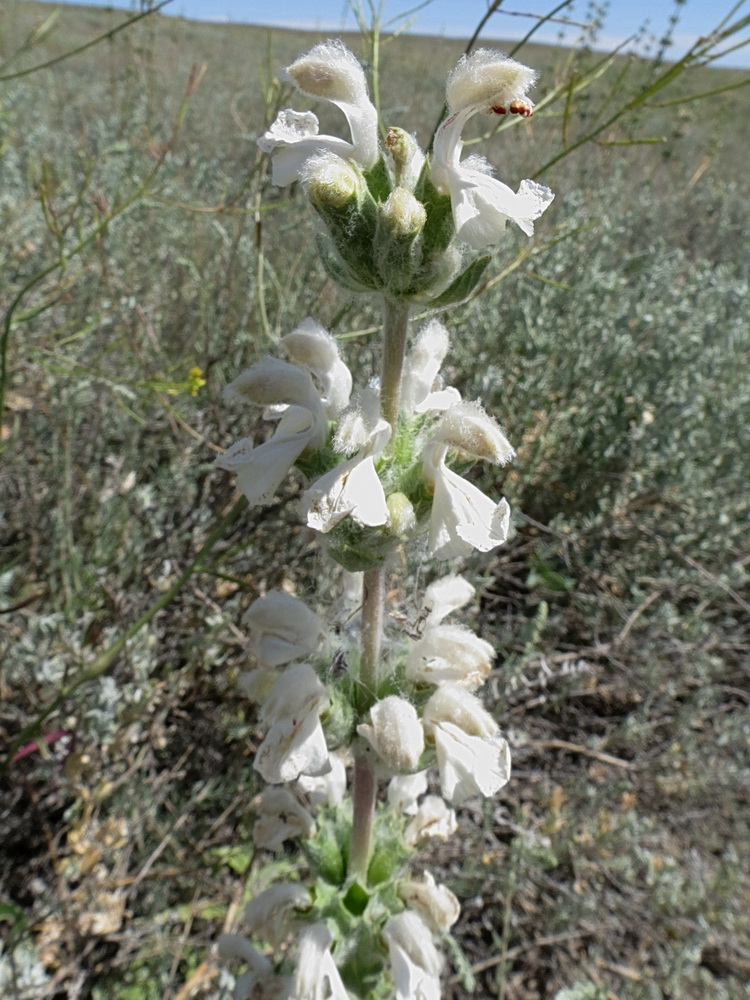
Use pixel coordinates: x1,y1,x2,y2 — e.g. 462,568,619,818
422,402,514,559
357,695,425,774
297,751,347,808
432,49,554,248
421,574,475,624
409,576,491,694
404,795,457,846
254,664,331,784
388,770,428,816
293,924,351,1000
215,357,328,507
252,787,315,850
244,884,311,950
383,911,443,1000
406,622,494,691
423,442,511,559
422,683,511,805
400,319,460,416
258,41,379,186
244,592,325,669
399,871,461,934
217,934,284,1000
259,662,328,727
282,317,352,417
301,384,391,532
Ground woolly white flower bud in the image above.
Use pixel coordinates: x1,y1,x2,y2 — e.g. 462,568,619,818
386,492,417,536
430,401,515,464
302,150,363,208
382,187,427,237
243,884,311,949
358,696,425,773
385,127,425,191
244,592,324,669
252,787,315,850
399,871,461,934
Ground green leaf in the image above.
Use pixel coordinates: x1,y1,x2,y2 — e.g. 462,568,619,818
364,157,392,202
427,255,491,308
210,845,252,875
343,881,370,916
0,900,27,930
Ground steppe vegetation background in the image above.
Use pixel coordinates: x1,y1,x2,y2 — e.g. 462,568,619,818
1,1,749,998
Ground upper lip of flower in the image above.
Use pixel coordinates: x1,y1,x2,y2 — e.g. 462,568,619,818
257,42,379,186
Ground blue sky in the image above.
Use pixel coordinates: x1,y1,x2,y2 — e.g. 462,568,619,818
32,0,750,67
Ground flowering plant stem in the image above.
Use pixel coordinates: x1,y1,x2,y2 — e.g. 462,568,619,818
348,296,410,880
379,296,411,433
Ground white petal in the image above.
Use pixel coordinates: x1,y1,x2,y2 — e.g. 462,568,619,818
401,319,451,415
426,457,511,559
414,387,462,414
383,911,443,999
404,795,458,846
254,712,330,784
303,452,388,532
214,428,310,506
293,923,350,1000
243,884,311,950
387,770,428,815
450,168,555,247
421,575,475,623
244,592,324,668
297,752,347,808
406,623,494,690
399,872,461,934
258,109,355,187
260,663,328,728
253,787,314,850
432,721,511,805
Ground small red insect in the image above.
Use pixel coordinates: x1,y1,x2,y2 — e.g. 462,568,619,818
509,100,533,117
